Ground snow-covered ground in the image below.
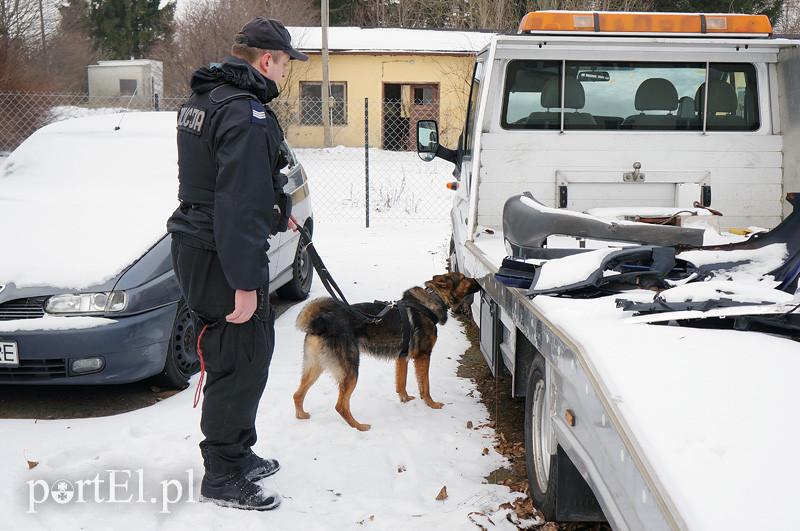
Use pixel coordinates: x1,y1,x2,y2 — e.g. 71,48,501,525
296,147,456,223
3,221,526,530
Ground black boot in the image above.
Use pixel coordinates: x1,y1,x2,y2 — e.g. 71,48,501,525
244,449,281,482
200,473,281,511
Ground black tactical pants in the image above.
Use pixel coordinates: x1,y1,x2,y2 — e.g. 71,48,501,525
170,233,275,480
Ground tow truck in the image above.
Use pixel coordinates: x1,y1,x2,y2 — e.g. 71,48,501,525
417,11,800,529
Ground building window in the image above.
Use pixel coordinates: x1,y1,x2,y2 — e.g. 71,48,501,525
119,79,138,96
300,82,347,125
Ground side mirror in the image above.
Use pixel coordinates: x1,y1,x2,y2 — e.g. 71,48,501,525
417,120,439,162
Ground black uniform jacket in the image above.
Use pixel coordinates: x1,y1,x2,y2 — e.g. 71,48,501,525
166,56,290,291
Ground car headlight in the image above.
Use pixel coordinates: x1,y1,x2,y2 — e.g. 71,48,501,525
45,291,128,315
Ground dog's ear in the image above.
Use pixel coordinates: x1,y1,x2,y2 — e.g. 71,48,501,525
432,274,450,289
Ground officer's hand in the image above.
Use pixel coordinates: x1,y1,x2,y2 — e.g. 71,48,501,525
288,215,299,232
226,289,257,324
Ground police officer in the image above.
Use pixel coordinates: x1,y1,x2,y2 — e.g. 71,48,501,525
166,17,308,511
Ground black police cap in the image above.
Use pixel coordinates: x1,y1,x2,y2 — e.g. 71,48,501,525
238,17,309,61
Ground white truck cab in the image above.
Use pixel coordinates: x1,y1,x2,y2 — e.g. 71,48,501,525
419,11,800,529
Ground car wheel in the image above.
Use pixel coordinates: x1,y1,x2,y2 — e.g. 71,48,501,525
524,354,558,520
276,229,313,301
154,301,199,389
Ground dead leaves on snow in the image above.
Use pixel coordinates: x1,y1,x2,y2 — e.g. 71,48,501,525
435,486,448,501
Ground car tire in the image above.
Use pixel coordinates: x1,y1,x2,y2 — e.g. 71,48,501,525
524,354,558,521
153,300,199,389
276,229,313,301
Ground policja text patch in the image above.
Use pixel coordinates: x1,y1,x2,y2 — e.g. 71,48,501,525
177,106,206,135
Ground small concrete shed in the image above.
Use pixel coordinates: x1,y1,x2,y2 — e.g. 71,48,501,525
87,60,163,104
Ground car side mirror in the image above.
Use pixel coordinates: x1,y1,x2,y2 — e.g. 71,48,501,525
417,120,439,162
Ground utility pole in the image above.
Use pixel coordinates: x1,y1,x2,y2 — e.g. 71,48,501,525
321,0,332,148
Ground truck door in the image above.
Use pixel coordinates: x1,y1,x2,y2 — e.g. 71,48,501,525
453,60,484,251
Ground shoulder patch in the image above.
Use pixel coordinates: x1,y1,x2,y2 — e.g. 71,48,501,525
250,100,267,125
177,105,206,136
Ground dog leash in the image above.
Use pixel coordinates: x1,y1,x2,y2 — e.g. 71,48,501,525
293,221,394,325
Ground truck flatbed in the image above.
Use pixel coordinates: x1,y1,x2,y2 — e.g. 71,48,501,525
465,239,800,530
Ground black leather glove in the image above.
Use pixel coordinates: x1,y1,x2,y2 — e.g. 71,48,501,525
271,192,292,235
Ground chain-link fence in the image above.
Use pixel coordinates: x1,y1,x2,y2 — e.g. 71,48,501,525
0,91,457,225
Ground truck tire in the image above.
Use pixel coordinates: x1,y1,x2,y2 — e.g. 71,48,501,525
524,354,558,520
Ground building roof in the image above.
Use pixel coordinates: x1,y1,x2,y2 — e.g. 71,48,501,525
90,59,163,68
288,26,494,54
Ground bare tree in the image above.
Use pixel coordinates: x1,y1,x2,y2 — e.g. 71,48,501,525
155,0,318,95
0,0,67,89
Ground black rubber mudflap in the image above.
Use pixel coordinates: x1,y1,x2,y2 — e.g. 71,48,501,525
555,446,606,522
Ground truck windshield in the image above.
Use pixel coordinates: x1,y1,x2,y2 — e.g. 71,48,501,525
502,60,759,132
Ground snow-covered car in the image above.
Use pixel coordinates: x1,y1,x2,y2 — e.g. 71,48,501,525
0,112,314,388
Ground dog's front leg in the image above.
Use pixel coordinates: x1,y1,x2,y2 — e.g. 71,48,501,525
395,356,416,403
414,355,444,409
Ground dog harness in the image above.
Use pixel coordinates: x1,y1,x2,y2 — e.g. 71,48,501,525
395,299,442,358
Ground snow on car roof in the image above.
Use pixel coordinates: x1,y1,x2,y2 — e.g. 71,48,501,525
0,112,179,290
288,26,494,54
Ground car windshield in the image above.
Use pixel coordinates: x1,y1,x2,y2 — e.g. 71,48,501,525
502,60,759,132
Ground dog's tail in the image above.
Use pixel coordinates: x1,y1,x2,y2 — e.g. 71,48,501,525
296,298,353,337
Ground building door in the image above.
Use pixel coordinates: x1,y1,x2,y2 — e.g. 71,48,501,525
406,84,439,151
382,83,440,151
382,83,407,151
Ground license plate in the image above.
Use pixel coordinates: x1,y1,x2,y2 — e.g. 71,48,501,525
0,341,18,366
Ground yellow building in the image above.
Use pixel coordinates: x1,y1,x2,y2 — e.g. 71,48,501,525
282,27,493,149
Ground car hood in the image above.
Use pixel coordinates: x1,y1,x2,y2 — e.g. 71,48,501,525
0,112,179,294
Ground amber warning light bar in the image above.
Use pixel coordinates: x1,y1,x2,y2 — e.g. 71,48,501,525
518,11,772,36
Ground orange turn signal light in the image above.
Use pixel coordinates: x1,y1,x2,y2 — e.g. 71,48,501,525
446,182,459,191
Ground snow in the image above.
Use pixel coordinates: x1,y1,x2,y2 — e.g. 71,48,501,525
0,112,178,290
533,294,800,530
0,316,115,333
655,279,792,305
45,106,129,124
296,146,455,223
532,248,617,290
288,26,494,54
677,243,788,281
2,222,524,529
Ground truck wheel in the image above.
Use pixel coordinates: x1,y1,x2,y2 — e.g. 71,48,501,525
153,301,199,389
276,229,313,301
524,354,558,520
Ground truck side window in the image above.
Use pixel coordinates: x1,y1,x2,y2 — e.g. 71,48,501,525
501,61,759,132
463,61,484,158
501,60,562,130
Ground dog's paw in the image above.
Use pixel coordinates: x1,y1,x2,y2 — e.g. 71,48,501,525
355,423,371,432
295,411,311,420
426,400,445,409
399,394,416,403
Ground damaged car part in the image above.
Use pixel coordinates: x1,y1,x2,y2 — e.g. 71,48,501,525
503,192,705,260
527,246,678,297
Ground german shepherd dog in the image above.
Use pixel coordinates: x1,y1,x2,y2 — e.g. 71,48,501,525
293,272,481,431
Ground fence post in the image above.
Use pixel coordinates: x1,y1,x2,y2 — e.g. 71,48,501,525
364,97,370,228
153,93,160,111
